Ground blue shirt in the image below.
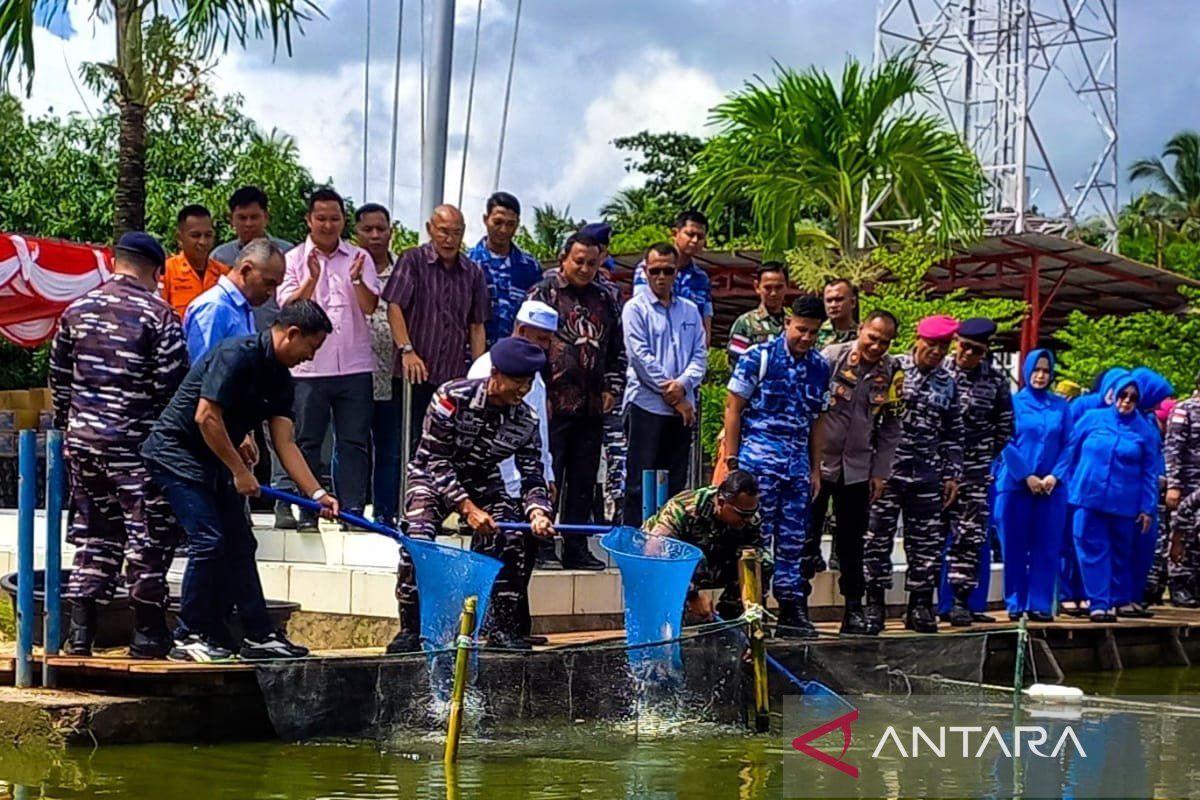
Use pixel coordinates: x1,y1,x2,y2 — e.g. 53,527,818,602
621,292,707,416
729,337,830,478
633,259,713,318
183,275,254,363
467,237,545,346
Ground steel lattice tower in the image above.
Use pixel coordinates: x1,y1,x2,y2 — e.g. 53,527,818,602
875,0,1118,250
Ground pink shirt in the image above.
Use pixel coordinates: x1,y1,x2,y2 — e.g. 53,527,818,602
278,237,380,378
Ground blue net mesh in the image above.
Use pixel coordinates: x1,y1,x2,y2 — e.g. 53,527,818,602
406,538,501,648
601,527,701,682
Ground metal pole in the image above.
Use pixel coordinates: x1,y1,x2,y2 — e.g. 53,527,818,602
641,469,655,524
400,379,413,504
655,469,669,512
387,0,405,214
420,0,456,229
362,0,373,203
1013,0,1030,234
493,0,523,192
739,548,769,732
43,430,64,687
456,0,483,208
444,594,477,764
16,430,37,688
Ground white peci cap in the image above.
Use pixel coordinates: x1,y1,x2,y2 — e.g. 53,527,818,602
515,300,559,332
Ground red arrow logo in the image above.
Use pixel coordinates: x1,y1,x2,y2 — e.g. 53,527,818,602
791,708,859,778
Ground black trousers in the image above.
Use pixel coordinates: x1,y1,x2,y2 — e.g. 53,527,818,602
621,404,691,526
808,478,871,602
294,373,373,514
549,414,603,562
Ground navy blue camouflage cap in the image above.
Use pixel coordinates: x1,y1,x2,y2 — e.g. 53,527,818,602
957,317,997,345
490,336,547,378
577,222,612,247
114,231,167,269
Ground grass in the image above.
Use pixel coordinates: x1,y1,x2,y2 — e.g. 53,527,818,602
0,598,13,641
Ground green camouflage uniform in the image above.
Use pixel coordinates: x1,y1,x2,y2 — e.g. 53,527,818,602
727,307,785,368
817,320,857,349
643,486,766,617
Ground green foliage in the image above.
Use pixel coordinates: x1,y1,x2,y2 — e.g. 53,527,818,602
699,349,731,459
390,222,419,253
1128,130,1200,227
0,87,319,246
0,341,48,390
515,204,581,261
1054,309,1200,396
609,224,673,257
689,56,986,253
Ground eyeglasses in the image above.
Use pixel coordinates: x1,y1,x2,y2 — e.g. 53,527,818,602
647,267,677,277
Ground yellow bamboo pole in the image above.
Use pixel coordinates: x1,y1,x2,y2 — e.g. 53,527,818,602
443,595,477,764
740,548,769,732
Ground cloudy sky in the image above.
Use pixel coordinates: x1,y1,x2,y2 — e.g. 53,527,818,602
12,0,1200,239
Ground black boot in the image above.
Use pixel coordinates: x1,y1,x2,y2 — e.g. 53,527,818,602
863,588,886,635
386,598,422,654
487,599,531,651
129,602,173,659
904,591,938,634
947,587,973,627
65,599,97,656
1170,579,1200,609
775,598,818,640
840,598,869,635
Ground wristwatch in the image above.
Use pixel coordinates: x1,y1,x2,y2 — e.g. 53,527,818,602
724,455,739,470
398,343,415,355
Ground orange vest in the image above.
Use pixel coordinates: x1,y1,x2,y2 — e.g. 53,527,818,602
160,253,230,318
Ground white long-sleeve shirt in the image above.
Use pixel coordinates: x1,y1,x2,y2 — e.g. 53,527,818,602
467,353,555,497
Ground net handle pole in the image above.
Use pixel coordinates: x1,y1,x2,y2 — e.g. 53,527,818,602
259,486,408,545
739,547,769,732
444,594,477,765
494,522,610,535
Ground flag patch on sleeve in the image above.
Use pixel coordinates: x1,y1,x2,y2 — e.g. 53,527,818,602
435,393,456,417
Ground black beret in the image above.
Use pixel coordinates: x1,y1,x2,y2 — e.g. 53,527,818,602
114,231,167,269
957,317,997,344
490,337,546,378
790,295,827,321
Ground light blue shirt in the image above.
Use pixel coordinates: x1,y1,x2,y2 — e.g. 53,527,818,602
183,275,254,362
621,291,707,416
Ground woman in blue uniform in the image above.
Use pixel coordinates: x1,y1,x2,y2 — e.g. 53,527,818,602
1066,372,1160,622
1124,367,1172,616
995,349,1073,620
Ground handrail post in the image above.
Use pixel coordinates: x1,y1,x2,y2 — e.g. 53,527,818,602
15,430,37,688
641,469,656,524
444,594,477,764
43,430,65,687
655,469,669,512
740,547,769,732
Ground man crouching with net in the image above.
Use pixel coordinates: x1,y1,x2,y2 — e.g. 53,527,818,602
642,470,767,625
388,337,556,653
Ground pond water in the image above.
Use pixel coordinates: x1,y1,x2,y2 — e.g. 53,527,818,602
1,667,1198,799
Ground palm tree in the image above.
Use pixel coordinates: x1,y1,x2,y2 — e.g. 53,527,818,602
1129,131,1200,233
689,56,985,253
530,203,579,258
599,186,666,230
0,1,321,238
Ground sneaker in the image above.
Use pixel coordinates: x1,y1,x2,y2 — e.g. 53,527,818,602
168,634,235,663
239,630,310,661
274,501,298,530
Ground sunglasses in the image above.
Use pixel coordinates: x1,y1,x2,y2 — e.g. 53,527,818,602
720,496,760,517
647,267,677,277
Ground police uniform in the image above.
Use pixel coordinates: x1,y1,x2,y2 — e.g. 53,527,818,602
394,351,552,649
1164,393,1200,605
49,235,188,656
727,331,830,618
943,320,1013,607
643,485,764,620
864,325,963,628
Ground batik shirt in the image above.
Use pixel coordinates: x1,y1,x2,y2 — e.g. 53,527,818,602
467,237,545,346
407,377,551,517
50,275,188,455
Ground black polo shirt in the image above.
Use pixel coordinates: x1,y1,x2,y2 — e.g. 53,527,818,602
142,330,295,483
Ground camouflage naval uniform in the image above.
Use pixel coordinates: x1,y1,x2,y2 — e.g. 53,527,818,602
396,377,552,637
727,306,785,368
944,356,1013,592
864,353,963,594
643,485,764,620
49,274,188,607
1164,397,1200,599
728,337,830,603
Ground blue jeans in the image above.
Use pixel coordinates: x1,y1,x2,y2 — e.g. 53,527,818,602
371,396,402,521
151,468,273,641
